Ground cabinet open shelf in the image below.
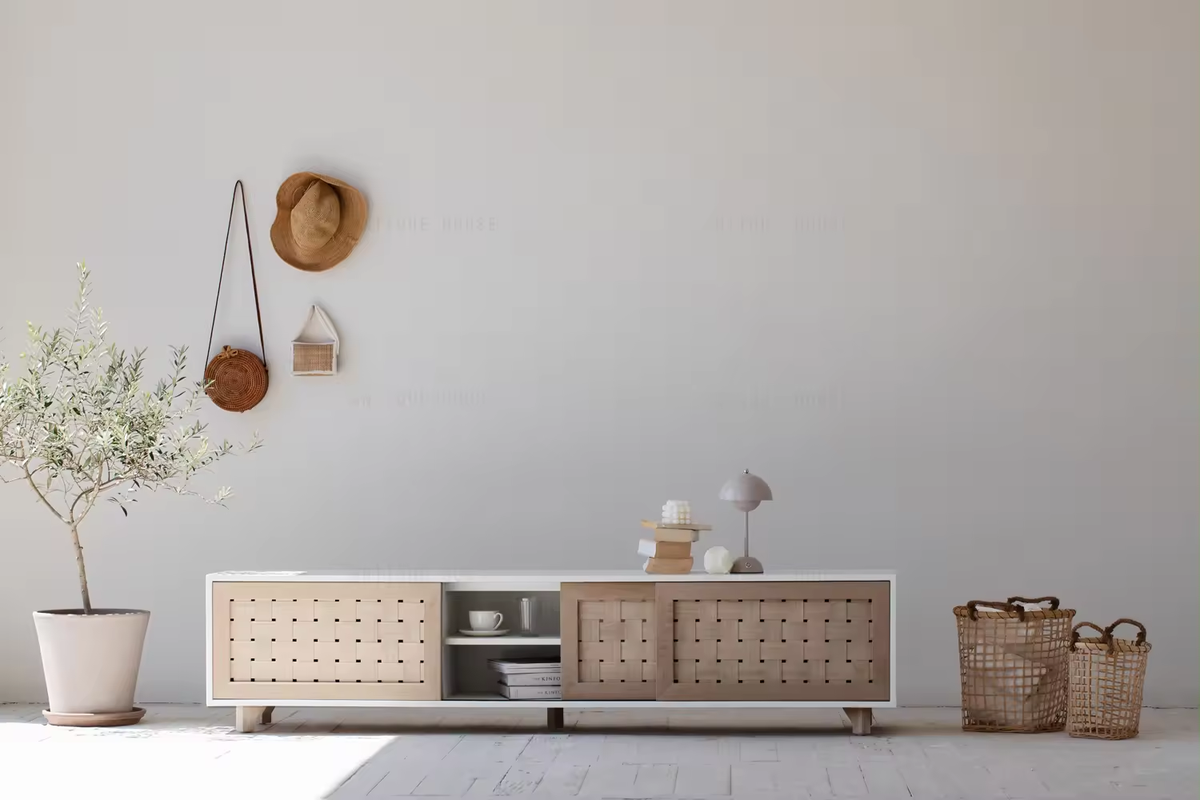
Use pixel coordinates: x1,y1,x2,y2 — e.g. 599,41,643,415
445,635,561,646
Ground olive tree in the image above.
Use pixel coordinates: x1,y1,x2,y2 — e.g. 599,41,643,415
0,263,259,612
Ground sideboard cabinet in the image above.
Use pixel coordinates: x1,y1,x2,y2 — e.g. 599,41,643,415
207,570,895,734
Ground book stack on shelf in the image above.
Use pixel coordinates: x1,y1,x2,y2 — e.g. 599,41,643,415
639,500,712,574
489,657,561,699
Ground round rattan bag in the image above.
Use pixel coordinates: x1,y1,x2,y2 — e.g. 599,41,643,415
205,346,268,412
204,181,269,413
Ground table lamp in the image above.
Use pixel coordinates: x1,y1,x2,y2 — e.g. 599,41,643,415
719,469,773,573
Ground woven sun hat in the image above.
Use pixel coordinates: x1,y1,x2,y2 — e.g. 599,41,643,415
270,172,368,271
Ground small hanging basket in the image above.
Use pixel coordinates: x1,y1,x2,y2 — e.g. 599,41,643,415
1068,619,1151,740
291,305,340,376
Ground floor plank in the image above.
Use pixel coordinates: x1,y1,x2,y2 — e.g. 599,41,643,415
826,764,868,797
492,765,546,796
633,763,678,796
367,766,426,797
576,762,638,796
858,762,909,797
673,763,730,796
531,763,589,796
739,737,779,762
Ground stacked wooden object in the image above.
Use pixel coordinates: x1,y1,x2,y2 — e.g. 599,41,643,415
639,500,711,574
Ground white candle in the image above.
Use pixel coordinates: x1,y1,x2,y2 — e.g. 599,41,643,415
662,500,692,524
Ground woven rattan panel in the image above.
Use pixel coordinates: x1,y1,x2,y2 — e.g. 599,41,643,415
293,343,335,374
561,583,656,699
656,582,890,701
212,582,441,700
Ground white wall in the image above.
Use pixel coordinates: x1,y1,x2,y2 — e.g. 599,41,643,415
1,1,1196,707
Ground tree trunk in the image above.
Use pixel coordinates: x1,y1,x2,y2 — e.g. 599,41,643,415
69,524,92,613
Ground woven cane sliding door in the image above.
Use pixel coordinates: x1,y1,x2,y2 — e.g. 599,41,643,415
656,582,889,701
212,582,441,700
561,583,657,699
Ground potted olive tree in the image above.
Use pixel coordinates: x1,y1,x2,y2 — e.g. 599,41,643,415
0,263,258,726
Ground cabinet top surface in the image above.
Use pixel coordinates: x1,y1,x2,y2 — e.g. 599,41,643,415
207,569,896,583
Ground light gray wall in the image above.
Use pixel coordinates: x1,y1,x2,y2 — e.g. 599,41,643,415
1,1,1196,707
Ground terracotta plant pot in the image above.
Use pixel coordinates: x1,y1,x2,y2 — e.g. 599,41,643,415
32,609,150,726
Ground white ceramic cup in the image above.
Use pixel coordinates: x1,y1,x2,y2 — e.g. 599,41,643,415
469,610,504,631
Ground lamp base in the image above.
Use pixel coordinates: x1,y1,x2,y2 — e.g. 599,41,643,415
730,555,763,574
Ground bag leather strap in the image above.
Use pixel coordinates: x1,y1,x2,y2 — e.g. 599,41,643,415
206,180,266,368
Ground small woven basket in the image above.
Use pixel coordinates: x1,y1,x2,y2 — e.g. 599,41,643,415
291,305,340,376
205,346,268,413
1068,619,1151,740
954,596,1075,732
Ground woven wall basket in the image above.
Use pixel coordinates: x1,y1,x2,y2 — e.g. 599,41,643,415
292,305,340,376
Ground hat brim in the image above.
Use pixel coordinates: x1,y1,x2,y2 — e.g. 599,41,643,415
271,172,369,272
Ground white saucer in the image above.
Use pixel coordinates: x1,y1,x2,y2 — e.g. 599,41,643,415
458,629,510,637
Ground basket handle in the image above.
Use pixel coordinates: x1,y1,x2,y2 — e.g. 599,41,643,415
294,305,341,354
1006,595,1060,611
1103,618,1148,645
967,600,1022,621
1071,621,1108,650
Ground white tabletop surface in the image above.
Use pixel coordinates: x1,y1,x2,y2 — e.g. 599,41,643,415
207,569,895,583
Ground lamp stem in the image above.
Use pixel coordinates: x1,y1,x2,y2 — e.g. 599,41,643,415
743,511,750,558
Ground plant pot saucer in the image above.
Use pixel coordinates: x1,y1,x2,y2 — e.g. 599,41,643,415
42,707,146,727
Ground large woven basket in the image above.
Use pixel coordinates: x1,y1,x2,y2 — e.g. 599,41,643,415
954,596,1075,732
1068,619,1151,740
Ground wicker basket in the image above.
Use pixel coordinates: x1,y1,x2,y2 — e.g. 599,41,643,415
954,596,1075,732
292,305,340,376
1068,619,1151,740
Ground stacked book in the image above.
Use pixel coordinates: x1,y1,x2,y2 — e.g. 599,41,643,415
639,519,712,574
489,657,561,699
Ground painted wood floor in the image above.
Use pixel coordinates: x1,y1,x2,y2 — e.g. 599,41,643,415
0,705,1194,799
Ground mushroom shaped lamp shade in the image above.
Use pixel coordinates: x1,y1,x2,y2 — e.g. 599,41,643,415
719,469,773,573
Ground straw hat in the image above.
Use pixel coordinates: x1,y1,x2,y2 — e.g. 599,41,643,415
270,172,368,271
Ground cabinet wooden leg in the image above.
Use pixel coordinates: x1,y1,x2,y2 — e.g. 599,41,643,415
546,708,564,731
261,706,274,725
844,707,872,736
235,706,267,733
